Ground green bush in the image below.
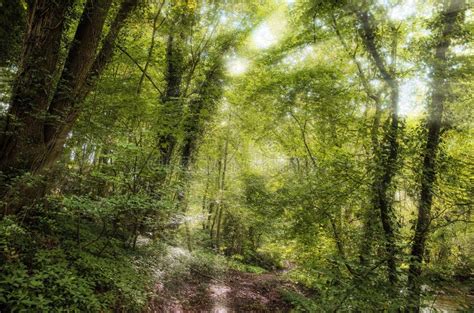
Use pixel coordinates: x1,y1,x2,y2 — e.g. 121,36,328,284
243,250,283,271
280,289,319,312
227,254,267,274
0,250,103,312
0,210,155,312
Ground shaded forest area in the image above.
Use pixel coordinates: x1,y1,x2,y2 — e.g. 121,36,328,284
0,0,472,312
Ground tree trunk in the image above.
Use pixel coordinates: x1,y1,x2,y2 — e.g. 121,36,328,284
0,0,74,177
202,159,211,230
209,201,217,245
331,15,385,266
356,9,400,285
215,138,229,252
156,31,186,167
0,0,139,213
180,48,227,169
407,1,465,310
173,45,230,240
43,0,113,167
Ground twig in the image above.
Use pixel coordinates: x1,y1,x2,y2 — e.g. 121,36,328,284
117,45,163,97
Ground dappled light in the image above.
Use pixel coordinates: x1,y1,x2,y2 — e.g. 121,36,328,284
0,0,472,312
226,56,249,76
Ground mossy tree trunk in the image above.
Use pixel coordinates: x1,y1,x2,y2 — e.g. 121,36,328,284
0,0,139,213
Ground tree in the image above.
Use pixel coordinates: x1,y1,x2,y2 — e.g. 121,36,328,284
407,0,466,310
0,0,139,212
354,5,401,286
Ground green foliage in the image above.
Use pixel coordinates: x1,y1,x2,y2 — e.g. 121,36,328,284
0,0,472,311
280,290,319,313
227,254,268,274
0,207,156,312
0,251,102,312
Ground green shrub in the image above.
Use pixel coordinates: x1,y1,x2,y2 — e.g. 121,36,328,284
0,250,103,312
280,289,319,312
227,255,267,274
0,209,156,312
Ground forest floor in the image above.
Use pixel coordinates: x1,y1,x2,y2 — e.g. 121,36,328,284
142,246,473,312
148,269,308,312
145,247,310,312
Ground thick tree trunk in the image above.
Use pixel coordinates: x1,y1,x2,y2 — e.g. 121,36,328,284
43,0,113,167
0,0,74,176
0,0,139,212
407,1,465,310
180,58,224,169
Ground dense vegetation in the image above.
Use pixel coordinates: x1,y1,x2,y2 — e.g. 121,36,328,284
0,0,472,312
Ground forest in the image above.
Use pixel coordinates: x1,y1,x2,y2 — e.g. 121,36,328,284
0,0,472,312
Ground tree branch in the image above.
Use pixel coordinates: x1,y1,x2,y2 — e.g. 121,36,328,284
117,45,163,97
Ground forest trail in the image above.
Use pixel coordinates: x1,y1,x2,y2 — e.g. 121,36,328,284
147,251,306,313
149,270,302,312
145,247,473,313
209,270,300,312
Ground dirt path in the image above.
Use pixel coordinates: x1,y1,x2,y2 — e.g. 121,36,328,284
209,282,231,312
147,269,307,312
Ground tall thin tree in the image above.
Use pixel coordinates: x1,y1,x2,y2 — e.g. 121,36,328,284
407,0,466,310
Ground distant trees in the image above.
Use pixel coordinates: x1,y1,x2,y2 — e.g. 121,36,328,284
215,0,471,310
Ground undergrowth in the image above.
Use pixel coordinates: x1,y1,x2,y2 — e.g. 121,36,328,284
0,203,162,312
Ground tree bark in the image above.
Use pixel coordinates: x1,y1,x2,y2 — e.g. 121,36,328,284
43,0,113,167
180,54,225,170
0,0,139,212
215,138,229,252
0,0,74,176
407,1,465,310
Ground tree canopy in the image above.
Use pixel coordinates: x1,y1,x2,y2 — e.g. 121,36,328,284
0,0,472,311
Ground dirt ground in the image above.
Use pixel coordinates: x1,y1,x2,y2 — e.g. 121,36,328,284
146,269,309,312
